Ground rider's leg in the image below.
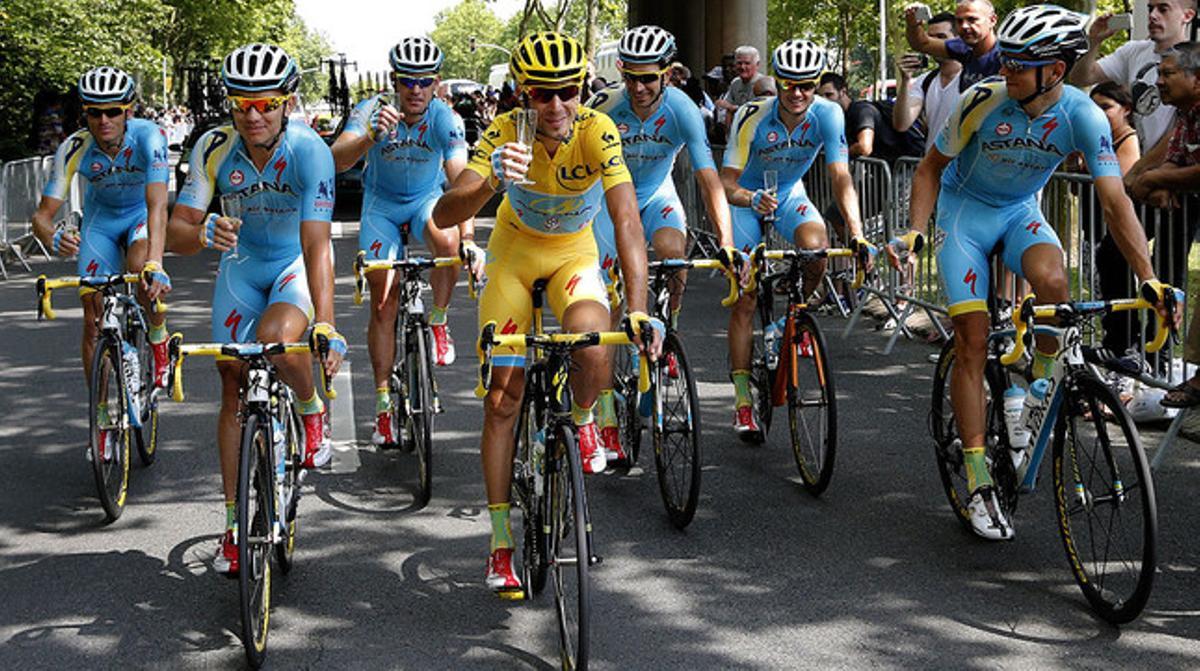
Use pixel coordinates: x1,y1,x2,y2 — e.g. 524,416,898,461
792,220,830,297
949,311,992,489
652,227,688,328
366,270,402,390
1005,206,1068,379
421,215,462,321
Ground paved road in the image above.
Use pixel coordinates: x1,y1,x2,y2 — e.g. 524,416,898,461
1,225,1198,669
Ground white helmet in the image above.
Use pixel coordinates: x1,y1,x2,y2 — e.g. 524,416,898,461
390,37,444,75
772,39,826,81
997,5,1089,66
618,26,677,65
221,43,300,94
78,67,135,104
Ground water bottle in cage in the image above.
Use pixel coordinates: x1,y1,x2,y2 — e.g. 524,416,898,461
122,342,142,426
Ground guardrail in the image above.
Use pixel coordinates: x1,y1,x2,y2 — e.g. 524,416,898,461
1,154,74,279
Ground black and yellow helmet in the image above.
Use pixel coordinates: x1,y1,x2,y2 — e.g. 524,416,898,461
509,32,587,87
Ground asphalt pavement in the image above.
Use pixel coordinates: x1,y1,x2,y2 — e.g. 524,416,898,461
1,221,1198,669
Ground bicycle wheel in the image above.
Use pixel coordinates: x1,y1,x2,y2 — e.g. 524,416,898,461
653,332,702,529
275,401,303,574
89,338,130,522
513,381,548,597
786,312,837,496
131,325,158,466
612,343,642,466
747,341,773,444
407,324,434,509
549,425,590,670
237,413,273,668
1053,371,1157,624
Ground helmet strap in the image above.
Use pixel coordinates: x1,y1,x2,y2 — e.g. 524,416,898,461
1018,63,1065,107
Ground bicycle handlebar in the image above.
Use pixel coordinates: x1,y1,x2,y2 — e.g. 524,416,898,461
1000,289,1181,366
647,258,741,307
353,250,475,305
167,332,322,403
36,273,166,321
475,320,652,399
746,246,856,294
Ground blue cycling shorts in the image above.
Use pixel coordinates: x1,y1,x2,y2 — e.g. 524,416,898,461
593,179,686,283
731,186,822,254
358,191,440,261
210,252,313,343
936,188,1062,317
77,205,147,280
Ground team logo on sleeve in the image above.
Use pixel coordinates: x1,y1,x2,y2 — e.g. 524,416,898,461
315,179,335,209
230,169,245,186
995,122,1012,137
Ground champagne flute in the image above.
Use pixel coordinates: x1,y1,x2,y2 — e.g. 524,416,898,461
762,170,778,224
219,193,242,260
513,108,537,186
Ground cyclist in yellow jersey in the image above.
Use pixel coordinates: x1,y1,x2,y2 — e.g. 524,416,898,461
432,32,662,595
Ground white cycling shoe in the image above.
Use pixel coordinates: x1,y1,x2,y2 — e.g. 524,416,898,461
967,486,1014,541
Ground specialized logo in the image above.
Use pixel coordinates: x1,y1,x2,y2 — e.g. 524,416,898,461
963,268,978,296
370,239,383,257
1040,118,1059,144
661,205,674,219
1026,221,1041,235
122,147,133,166
565,273,582,296
278,273,298,292
500,318,519,335
86,259,100,276
995,122,1012,137
653,116,666,135
230,169,245,186
417,122,428,144
225,308,243,340
797,203,808,215
273,157,287,183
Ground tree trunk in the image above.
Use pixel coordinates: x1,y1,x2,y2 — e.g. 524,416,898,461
585,0,596,57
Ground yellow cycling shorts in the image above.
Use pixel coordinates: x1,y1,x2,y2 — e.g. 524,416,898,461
478,221,609,366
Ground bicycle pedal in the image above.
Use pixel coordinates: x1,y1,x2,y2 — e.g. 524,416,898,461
590,554,603,566
497,588,526,601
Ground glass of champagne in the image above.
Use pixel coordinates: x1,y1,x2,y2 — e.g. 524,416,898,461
762,170,778,224
219,192,242,260
513,108,537,185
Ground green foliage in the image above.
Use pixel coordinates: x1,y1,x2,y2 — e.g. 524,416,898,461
0,0,331,159
432,0,510,82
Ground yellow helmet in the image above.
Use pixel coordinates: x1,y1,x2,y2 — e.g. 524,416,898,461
509,32,587,87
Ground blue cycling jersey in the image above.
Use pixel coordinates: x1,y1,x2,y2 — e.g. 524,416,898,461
43,118,170,211
343,96,467,201
176,122,335,262
936,80,1121,206
724,96,849,191
586,85,716,202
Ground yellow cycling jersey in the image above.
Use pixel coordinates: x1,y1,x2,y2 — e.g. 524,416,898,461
467,107,631,236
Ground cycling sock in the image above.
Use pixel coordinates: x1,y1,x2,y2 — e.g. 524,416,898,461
225,500,236,531
375,386,391,414
430,305,448,326
148,322,168,344
963,446,992,491
488,503,513,551
571,400,594,426
670,306,681,331
298,391,324,416
596,389,617,429
1032,349,1057,380
97,401,110,426
732,369,752,408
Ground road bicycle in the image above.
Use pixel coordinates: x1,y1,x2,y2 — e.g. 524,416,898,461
354,244,473,509
610,257,737,528
167,333,335,667
477,280,651,671
929,288,1177,624
745,245,862,495
37,273,166,521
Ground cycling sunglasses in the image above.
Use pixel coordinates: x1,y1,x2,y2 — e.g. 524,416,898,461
620,67,670,85
227,94,290,114
999,55,1059,72
84,104,131,119
775,77,819,92
526,85,581,103
396,76,437,89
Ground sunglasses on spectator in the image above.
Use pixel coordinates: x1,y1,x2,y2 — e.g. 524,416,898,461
999,55,1059,72
620,67,670,85
227,95,289,114
396,76,437,89
775,77,818,92
84,104,131,119
525,85,581,103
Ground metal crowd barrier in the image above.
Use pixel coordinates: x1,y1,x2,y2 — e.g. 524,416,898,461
0,154,69,279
